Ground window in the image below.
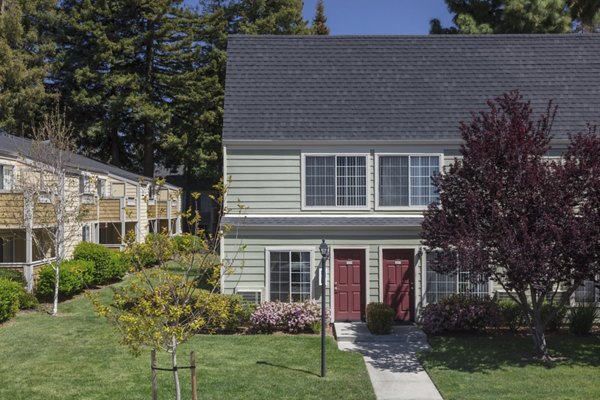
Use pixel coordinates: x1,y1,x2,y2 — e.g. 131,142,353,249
378,155,440,207
269,250,311,302
97,179,107,198
82,225,91,242
305,155,367,207
80,175,94,195
425,251,489,304
0,165,14,191
574,280,599,303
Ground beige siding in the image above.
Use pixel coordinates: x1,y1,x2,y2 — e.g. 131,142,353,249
99,198,121,221
0,193,24,226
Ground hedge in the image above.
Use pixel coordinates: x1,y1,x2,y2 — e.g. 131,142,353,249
0,278,22,323
73,242,125,284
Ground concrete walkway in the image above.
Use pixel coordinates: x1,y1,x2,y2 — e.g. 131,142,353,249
334,322,443,400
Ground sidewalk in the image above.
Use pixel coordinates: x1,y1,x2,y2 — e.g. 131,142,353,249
334,322,443,400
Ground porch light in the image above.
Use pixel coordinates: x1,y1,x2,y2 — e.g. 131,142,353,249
319,239,329,378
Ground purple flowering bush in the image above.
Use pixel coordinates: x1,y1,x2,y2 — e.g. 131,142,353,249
420,293,502,335
251,301,329,333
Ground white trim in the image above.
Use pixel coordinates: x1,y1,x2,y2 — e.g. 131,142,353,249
301,153,371,211
374,153,443,210
330,246,369,321
378,246,420,321
220,230,225,294
264,246,315,302
233,287,264,303
223,145,228,208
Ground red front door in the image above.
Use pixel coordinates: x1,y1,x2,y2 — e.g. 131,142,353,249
382,249,414,321
334,249,365,321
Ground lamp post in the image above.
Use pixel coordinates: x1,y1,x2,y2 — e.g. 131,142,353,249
319,239,329,378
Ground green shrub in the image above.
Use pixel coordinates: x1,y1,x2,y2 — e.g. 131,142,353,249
366,302,395,335
569,303,598,335
542,302,567,332
192,291,245,333
73,242,115,284
0,278,21,323
0,269,26,285
18,291,38,310
173,234,203,253
109,252,129,279
421,294,502,335
499,299,525,331
36,260,95,299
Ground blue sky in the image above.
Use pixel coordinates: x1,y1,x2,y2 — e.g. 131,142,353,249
302,0,454,35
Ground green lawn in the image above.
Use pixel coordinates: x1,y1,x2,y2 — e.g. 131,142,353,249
419,332,600,400
0,286,374,400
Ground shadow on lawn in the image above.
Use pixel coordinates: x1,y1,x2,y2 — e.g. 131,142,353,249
256,360,321,377
418,332,600,373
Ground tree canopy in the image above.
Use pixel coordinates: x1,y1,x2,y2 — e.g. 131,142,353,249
421,91,600,359
431,0,600,34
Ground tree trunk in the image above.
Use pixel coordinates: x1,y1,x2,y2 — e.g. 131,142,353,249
110,125,121,167
143,125,154,178
52,259,60,315
171,336,181,400
529,304,550,360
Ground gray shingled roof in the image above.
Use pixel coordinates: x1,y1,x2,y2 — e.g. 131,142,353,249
0,132,153,184
223,35,600,141
222,216,423,227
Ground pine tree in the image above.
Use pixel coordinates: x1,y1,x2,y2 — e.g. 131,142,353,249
55,0,202,176
570,0,600,32
237,0,310,34
431,0,572,34
0,0,57,135
312,0,330,35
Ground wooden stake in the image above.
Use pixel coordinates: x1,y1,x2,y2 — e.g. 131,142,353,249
190,351,198,400
151,349,158,400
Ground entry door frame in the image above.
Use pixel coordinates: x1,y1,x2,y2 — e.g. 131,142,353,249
378,246,419,321
330,245,369,321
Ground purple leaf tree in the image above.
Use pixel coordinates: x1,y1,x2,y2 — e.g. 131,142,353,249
421,91,600,360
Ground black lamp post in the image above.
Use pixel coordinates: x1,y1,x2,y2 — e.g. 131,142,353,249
319,239,330,378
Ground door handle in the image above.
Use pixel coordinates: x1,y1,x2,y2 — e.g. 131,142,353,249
334,281,338,293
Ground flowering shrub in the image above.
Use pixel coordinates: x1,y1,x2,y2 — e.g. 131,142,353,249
420,293,502,335
251,301,328,333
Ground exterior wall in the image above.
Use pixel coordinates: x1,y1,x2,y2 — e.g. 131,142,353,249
99,198,121,222
223,226,427,318
0,193,24,226
226,145,458,215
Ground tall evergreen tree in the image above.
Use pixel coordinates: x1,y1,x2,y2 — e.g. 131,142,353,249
237,0,310,34
0,0,58,135
312,0,329,35
570,0,600,32
161,0,312,183
431,0,572,34
55,0,201,176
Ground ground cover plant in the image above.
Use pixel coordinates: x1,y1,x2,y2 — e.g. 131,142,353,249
0,284,374,400
419,332,600,400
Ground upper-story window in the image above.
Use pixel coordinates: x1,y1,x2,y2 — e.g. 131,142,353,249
377,155,440,208
0,165,15,191
304,155,368,208
80,175,94,195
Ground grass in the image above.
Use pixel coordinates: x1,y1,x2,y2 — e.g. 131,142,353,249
419,332,600,400
0,285,374,400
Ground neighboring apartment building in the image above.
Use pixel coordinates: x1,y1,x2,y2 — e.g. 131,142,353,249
220,35,600,321
0,133,181,291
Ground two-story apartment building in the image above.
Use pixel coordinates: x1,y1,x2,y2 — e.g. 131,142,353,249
220,35,600,321
0,133,181,291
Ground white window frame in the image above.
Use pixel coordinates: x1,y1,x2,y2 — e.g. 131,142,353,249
374,153,443,210
80,173,95,195
301,153,370,211
0,164,15,192
265,246,315,302
423,249,492,305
